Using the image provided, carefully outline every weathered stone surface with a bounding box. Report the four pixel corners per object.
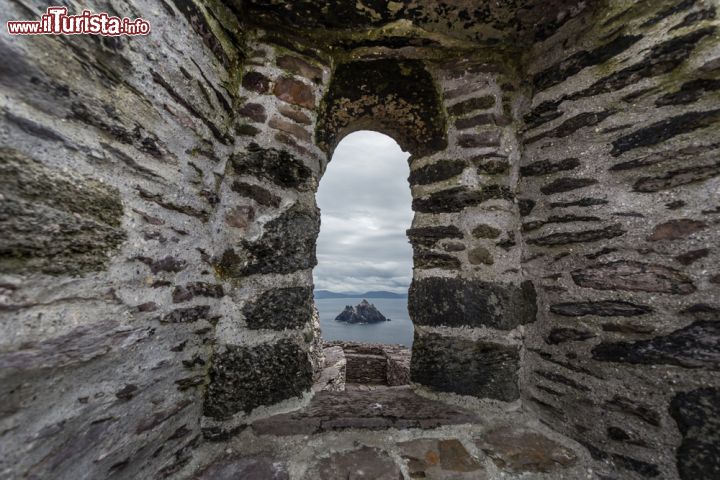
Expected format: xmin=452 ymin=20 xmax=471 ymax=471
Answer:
xmin=579 ymin=439 xmax=660 ymax=478
xmin=316 ymin=59 xmax=447 ymax=156
xmin=468 ymin=246 xmax=494 ymax=265
xmin=477 ymin=426 xmax=577 ymax=472
xmin=546 ymin=328 xmax=596 ymax=345
xmin=231 ymin=181 xmax=281 ymax=208
xmin=242 ymin=71 xmax=271 ymax=93
xmin=521 ymin=157 xmax=580 ymax=177
xmin=137 ymin=186 xmax=210 ymax=221
xmin=224 ymin=205 xmax=255 ymax=228
xmin=408 ymin=159 xmax=465 ymax=185
xmin=216 ymin=203 xmax=320 ymax=277
xmin=592 ymin=321 xmax=720 ymax=369
xmin=456 ymin=113 xmax=502 ymax=130
xmin=608 ymin=144 xmax=713 ymax=172
xmin=276 ymin=55 xmax=323 ymax=83
xmin=526 ymin=28 xmax=716 ymax=130
xmin=134 ymin=255 xmax=187 ymax=274
xmin=523 ymin=214 xmax=601 ymax=232
xmin=527 ymin=110 xmax=612 ymax=143
xmin=399 ymin=439 xmax=485 ymax=479
xmin=161 ymin=305 xmax=212 ymax=324
xmin=550 ymin=300 xmax=652 ymax=317
xmin=273 ymin=77 xmax=315 ymax=109
xmin=172 ymin=282 xmax=224 ymax=303
xmin=676 ymin=248 xmax=710 ymax=265
xmin=313 ymin=346 xmax=346 ymax=392
xmin=457 ymin=131 xmax=501 ymax=148
xmin=572 ymin=261 xmax=696 ymax=294
xmin=612 ymin=109 xmax=720 ymax=156
xmin=407 ymin=225 xmax=463 ymax=247
xmin=385 ymin=346 xmax=411 ymax=386
xmin=409 ymin=277 xmax=537 ymax=329
xmin=278 ymin=104 xmax=312 ymax=124
xmin=204 ymin=339 xmax=313 ymax=419
xmin=606 ymin=395 xmax=661 ymax=427
xmin=230 ymin=143 xmax=314 ymax=191
xmin=1 ymin=148 xmax=126 ymax=275
xmin=195 ymin=455 xmax=289 ymax=480
xmin=527 ymin=224 xmax=625 ymax=246
xmin=647 ymin=219 xmax=707 ymax=241
xmin=680 ymin=304 xmax=720 ymax=322
xmin=413 ymin=249 xmax=462 ymax=269
xmin=316 ymin=447 xmax=401 ymax=480
xmin=550 ymin=197 xmax=608 ymax=208
xmin=411 ymin=333 xmax=520 ymax=401
xmin=476 ymin=156 xmax=510 ymax=175
xmin=448 ymin=96 xmax=495 ymax=116
xmin=243 ymin=286 xmax=313 ymax=330
xmin=535 ymin=369 xmax=590 ymax=392
xmin=540 ymin=177 xmax=598 ymax=195
xmin=634 ymin=162 xmax=720 ymax=192
xmin=237 ymin=102 xmax=267 ymax=123
xmin=251 ymin=386 xmax=479 ymax=435
xmin=656 ymin=78 xmax=720 ymax=106
xmin=344 ymin=352 xmax=387 ymax=383
xmin=413 ymin=185 xmax=513 ymax=213
xmin=518 ymin=198 xmax=536 ymax=216
xmin=533 ymin=34 xmax=641 ymax=91
xmin=269 ymin=116 xmax=311 ymax=142
xmin=236 ymin=123 xmax=261 ymax=136
xmin=669 ymin=388 xmax=720 ymax=480
xmin=472 ymin=224 xmax=502 ymax=239
xmin=0 ymin=320 xmax=150 ymax=372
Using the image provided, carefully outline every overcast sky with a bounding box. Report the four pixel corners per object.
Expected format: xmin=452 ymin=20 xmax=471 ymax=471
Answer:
xmin=313 ymin=131 xmax=413 ymax=294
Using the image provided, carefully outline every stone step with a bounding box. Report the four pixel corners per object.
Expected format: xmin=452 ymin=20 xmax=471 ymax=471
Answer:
xmin=251 ymin=386 xmax=480 ymax=435
xmin=344 ymin=353 xmax=387 ymax=384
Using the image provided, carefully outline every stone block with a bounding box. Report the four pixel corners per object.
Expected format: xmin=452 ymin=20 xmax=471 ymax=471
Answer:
xmin=203 ymin=339 xmax=313 ymax=419
xmin=409 ymin=277 xmax=537 ymax=329
xmin=571 ymin=261 xmax=696 ymax=294
xmin=273 ymin=77 xmax=315 ymax=109
xmin=243 ymin=286 xmax=314 ymax=330
xmin=476 ymin=426 xmax=577 ymax=472
xmin=669 ymin=388 xmax=720 ymax=480
xmin=411 ymin=333 xmax=520 ymax=401
xmin=316 ymin=447 xmax=401 ymax=480
xmin=399 ymin=438 xmax=485 ymax=479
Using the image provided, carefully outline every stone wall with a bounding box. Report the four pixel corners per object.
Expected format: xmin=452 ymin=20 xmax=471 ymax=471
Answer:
xmin=519 ymin=1 xmax=720 ymax=478
xmin=1 ymin=1 xmax=718 ymax=479
xmin=407 ymin=55 xmax=536 ymax=403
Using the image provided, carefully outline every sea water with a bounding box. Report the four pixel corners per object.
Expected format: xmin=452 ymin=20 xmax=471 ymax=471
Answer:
xmin=315 ymin=297 xmax=413 ymax=347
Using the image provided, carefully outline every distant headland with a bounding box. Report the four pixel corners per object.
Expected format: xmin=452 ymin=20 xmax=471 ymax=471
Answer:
xmin=315 ymin=290 xmax=407 ymax=299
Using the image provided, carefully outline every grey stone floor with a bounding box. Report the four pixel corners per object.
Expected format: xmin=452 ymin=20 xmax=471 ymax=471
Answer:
xmin=194 ymin=386 xmax=594 ymax=479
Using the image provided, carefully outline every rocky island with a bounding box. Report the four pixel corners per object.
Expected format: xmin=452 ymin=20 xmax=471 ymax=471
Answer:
xmin=335 ymin=300 xmax=389 ymax=324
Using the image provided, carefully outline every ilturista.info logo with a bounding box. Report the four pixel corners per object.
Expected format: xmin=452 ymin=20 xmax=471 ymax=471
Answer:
xmin=6 ymin=7 xmax=151 ymax=36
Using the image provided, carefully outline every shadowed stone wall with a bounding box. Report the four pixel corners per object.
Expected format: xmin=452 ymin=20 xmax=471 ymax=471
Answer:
xmin=1 ymin=1 xmax=249 ymax=478
xmin=1 ymin=1 xmax=718 ymax=479
xmin=519 ymin=1 xmax=720 ymax=478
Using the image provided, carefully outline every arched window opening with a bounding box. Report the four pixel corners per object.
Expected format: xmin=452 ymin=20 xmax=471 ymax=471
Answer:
xmin=313 ymin=131 xmax=414 ymax=347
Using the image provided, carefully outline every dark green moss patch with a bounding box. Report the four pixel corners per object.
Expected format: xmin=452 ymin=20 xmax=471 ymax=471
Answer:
xmin=0 ymin=148 xmax=125 ymax=275
xmin=316 ymin=59 xmax=446 ymax=157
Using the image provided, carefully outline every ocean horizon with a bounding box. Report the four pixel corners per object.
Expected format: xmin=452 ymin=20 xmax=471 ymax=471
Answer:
xmin=315 ymin=297 xmax=413 ymax=347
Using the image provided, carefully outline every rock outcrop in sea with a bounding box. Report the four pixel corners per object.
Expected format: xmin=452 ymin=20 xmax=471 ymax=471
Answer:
xmin=335 ymin=300 xmax=389 ymax=324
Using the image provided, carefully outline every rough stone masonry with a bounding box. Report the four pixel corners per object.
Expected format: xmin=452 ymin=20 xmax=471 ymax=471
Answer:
xmin=0 ymin=0 xmax=718 ymax=479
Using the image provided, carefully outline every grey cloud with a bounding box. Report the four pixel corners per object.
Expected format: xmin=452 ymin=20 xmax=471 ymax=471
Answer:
xmin=313 ymin=131 xmax=413 ymax=294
